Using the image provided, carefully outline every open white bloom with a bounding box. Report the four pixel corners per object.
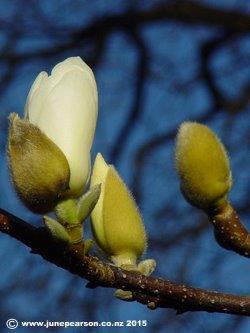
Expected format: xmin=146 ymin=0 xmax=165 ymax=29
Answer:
xmin=25 ymin=57 xmax=98 ymax=196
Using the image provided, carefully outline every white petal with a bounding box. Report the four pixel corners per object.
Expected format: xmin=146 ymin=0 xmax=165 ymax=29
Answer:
xmin=90 ymin=153 xmax=109 ymax=250
xmin=50 ymin=56 xmax=96 ymax=90
xmin=24 ymin=71 xmax=48 ymax=120
xmin=32 ymin=69 xmax=98 ymax=195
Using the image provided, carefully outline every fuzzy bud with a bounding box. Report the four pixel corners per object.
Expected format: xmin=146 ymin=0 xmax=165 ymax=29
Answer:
xmin=8 ymin=113 xmax=70 ymax=213
xmin=175 ymin=122 xmax=232 ymax=210
xmin=90 ymin=153 xmax=147 ymax=267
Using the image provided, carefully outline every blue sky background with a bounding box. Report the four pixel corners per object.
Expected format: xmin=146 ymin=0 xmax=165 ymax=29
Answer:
xmin=0 ymin=1 xmax=250 ymax=332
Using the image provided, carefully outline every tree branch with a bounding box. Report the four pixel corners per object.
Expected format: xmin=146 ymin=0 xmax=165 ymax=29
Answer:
xmin=0 ymin=208 xmax=250 ymax=316
xmin=1 ymin=1 xmax=250 ymax=63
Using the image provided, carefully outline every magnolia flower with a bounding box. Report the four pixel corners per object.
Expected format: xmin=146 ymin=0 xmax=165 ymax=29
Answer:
xmin=90 ymin=153 xmax=147 ymax=268
xmin=25 ymin=57 xmax=98 ymax=196
xmin=8 ymin=57 xmax=98 ymax=212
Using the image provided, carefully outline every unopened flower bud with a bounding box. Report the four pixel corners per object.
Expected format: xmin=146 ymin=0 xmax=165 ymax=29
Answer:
xmin=90 ymin=153 xmax=147 ymax=267
xmin=7 ymin=57 xmax=98 ymax=213
xmin=175 ymin=122 xmax=232 ymax=210
xmin=24 ymin=56 xmax=98 ymax=197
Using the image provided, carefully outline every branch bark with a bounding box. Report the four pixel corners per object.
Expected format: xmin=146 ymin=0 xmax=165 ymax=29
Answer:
xmin=0 ymin=208 xmax=250 ymax=316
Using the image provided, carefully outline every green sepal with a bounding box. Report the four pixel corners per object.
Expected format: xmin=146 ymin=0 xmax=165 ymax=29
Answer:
xmin=77 ymin=184 xmax=101 ymax=222
xmin=83 ymin=239 xmax=94 ymax=255
xmin=7 ymin=113 xmax=70 ymax=213
xmin=43 ymin=216 xmax=70 ymax=243
xmin=55 ymin=199 xmax=78 ymax=225
xmin=137 ymin=259 xmax=156 ymax=276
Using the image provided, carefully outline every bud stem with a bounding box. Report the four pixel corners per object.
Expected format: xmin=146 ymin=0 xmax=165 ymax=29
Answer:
xmin=55 ymin=198 xmax=83 ymax=245
xmin=208 ymin=201 xmax=250 ymax=257
xmin=111 ymin=253 xmax=137 ymax=269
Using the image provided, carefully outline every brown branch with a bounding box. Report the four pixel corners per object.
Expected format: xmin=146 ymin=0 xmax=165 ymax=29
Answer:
xmin=0 ymin=209 xmax=250 ymax=316
xmin=208 ymin=202 xmax=250 ymax=258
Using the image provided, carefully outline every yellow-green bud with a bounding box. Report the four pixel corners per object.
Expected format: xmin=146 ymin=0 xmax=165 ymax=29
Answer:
xmin=175 ymin=122 xmax=232 ymax=210
xmin=7 ymin=113 xmax=70 ymax=213
xmin=55 ymin=199 xmax=78 ymax=225
xmin=90 ymin=153 xmax=147 ymax=267
xmin=43 ymin=216 xmax=70 ymax=243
